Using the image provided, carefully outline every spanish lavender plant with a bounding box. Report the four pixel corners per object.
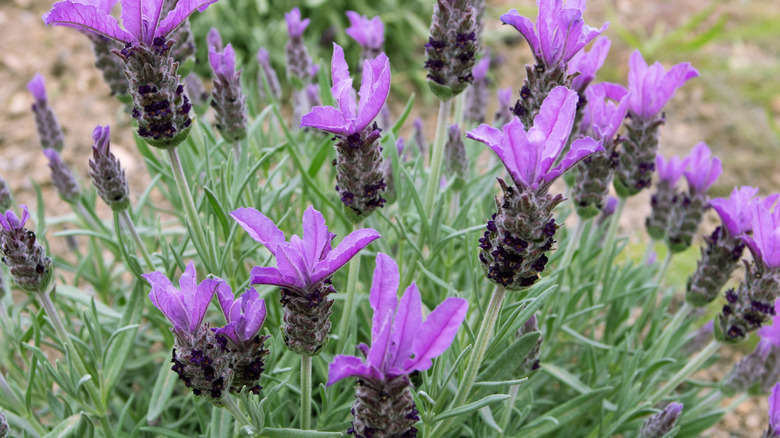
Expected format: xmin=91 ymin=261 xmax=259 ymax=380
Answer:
xmin=424 ymin=0 xmax=479 ymax=100
xmin=43 ymin=149 xmax=81 ymax=204
xmin=231 ymin=206 xmax=380 ymax=355
xmin=468 ymin=86 xmax=603 ymax=290
xmin=638 ymin=403 xmax=683 ymax=438
xmin=614 ymin=51 xmax=698 ymax=196
xmin=301 ymin=44 xmax=391 ymax=223
xmin=88 ymin=125 xmax=130 ymax=211
xmin=0 ymin=206 xmax=53 ymax=294
xmin=464 ymin=56 xmax=490 ymax=125
xmin=345 ymin=11 xmax=385 ymax=62
xmin=723 ymin=300 xmax=780 ymax=396
xmin=145 ymin=262 xmax=233 ymax=405
xmin=686 ymin=187 xmax=778 ymax=306
xmin=667 ymin=142 xmax=722 ymax=253
xmin=716 ymin=203 xmax=780 ymax=343
xmin=257 ymin=47 xmax=282 ymax=102
xmin=645 ymin=154 xmax=688 ymax=240
xmin=328 ymin=253 xmax=468 ymax=437
xmin=43 ymin=0 xmax=218 ymax=148
xmin=572 ymin=82 xmax=629 ymax=218
xmin=765 ymin=383 xmax=780 ymax=438
xmin=27 ymin=74 xmax=64 ymax=152
xmin=209 ymin=42 xmax=248 ymax=145
xmin=501 ymin=1 xmax=607 ymax=126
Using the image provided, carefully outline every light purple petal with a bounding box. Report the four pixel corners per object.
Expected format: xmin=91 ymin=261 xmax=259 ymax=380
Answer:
xmin=387 ymin=283 xmax=422 ymax=370
xmin=569 ymin=36 xmax=611 ymax=92
xmin=206 ymin=27 xmax=222 ymax=52
xmin=300 ymin=105 xmax=351 ymax=135
xmin=230 ymin=208 xmax=285 ymax=256
xmin=302 ymin=206 xmax=330 ymax=269
xmin=156 ymin=0 xmax=218 ymax=40
xmin=276 ymin=244 xmax=309 ymax=287
xmin=250 ymin=266 xmax=298 ymax=288
xmin=467 ymin=119 xmax=530 ymax=188
xmin=472 ymin=56 xmax=490 ymax=81
xmin=770 ymin=383 xmax=780 ymax=430
xmin=709 ymin=198 xmax=739 ymax=236
xmin=190 ymin=277 xmax=222 ymax=331
xmin=118 ymin=0 xmax=143 ymax=42
xmin=356 ymin=53 xmax=391 ymax=132
xmin=327 ymin=355 xmax=374 ymax=386
xmin=330 ymin=44 xmax=358 ymax=132
xmin=345 ymin=11 xmax=384 ymax=50
xmin=500 ymin=9 xmax=540 ymax=60
xmin=369 ymin=253 xmax=399 ymax=345
xmin=311 ymin=228 xmax=380 ymax=284
xmin=402 ymin=297 xmax=468 ymax=374
xmin=543 ymin=136 xmax=603 ymax=184
xmin=683 ymin=142 xmax=721 ymax=194
xmin=214 ymin=324 xmax=240 ymax=345
xmin=505 ymin=118 xmax=537 ymax=187
xmin=649 ymin=62 xmax=699 ymax=116
xmin=533 ymin=86 xmax=579 ymax=175
xmin=216 ymin=279 xmax=236 ymax=322
xmin=151 ymin=285 xmax=189 ymax=331
xmin=537 ymin=0 xmax=559 ymax=66
xmin=627 ymin=50 xmax=648 ymax=116
xmin=141 ymin=270 xmax=173 ymax=293
xmin=285 ymin=7 xmax=310 ymax=38
xmin=241 ymin=293 xmax=266 ymax=340
xmin=27 ymin=74 xmax=47 ymax=102
xmin=43 ymin=1 xmax=132 ymax=42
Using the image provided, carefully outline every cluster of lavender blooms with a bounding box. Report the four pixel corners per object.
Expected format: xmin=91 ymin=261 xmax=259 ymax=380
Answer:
xmin=207 ymin=28 xmax=248 ymax=145
xmin=0 ymin=207 xmax=53 ymax=295
xmin=723 ymin=300 xmax=780 ymax=396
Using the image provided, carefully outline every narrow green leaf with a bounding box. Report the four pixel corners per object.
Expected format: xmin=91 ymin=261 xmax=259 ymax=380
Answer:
xmin=204 ymin=186 xmax=231 ymax=235
xmin=260 ymin=428 xmax=344 ymax=437
xmin=42 ymin=413 xmax=94 ymax=438
xmin=517 ymin=388 xmax=611 ymax=437
xmin=433 ymin=394 xmax=510 ymax=422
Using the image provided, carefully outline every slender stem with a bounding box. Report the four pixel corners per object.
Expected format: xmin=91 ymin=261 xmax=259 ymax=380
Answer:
xmin=222 ymin=395 xmax=253 ymax=429
xmin=558 ymin=219 xmax=586 ymax=276
xmin=453 ymin=92 xmax=466 ymax=128
xmin=167 ymin=147 xmax=212 ymax=271
xmin=232 ymin=141 xmax=242 ymax=165
xmin=650 ymin=339 xmax=719 ymax=404
xmin=119 ymin=210 xmax=154 ymax=270
xmin=300 ymin=355 xmax=312 ymax=429
xmin=423 ymin=99 xmax=453 ymax=221
xmin=431 ymin=286 xmax=506 ymax=438
xmin=642 ymin=238 xmax=657 ymax=264
xmin=337 ymin=233 xmax=361 ymax=350
xmin=685 ymin=389 xmax=723 ymax=417
xmin=654 ymin=250 xmax=673 ymax=286
xmin=596 ymin=197 xmax=626 ymax=286
xmin=498 ymin=384 xmax=521 ymax=437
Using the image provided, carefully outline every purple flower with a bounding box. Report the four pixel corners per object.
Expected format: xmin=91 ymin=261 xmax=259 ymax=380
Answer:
xmin=769 ymin=383 xmax=780 ymax=436
xmin=300 ymin=44 xmax=390 ymax=136
xmin=0 ymin=206 xmax=30 ymax=233
xmin=682 ymin=142 xmax=721 ymax=194
xmin=144 ymin=261 xmax=226 ymax=334
xmin=27 ymin=74 xmax=47 ymax=103
xmin=467 ymin=86 xmax=603 ymax=191
xmin=328 ymin=253 xmax=468 ymax=384
xmin=568 ymin=36 xmax=611 ymax=93
xmin=710 ymin=187 xmax=779 ymax=237
xmin=581 ymin=82 xmax=629 ymax=142
xmin=214 ymin=287 xmax=266 ymax=346
xmin=209 ymin=43 xmax=238 ymax=79
xmin=655 ymin=154 xmax=687 ymax=186
xmin=757 ymin=299 xmax=780 ymax=349
xmin=231 ymin=206 xmax=380 ymax=291
xmin=206 ymin=27 xmax=223 ymax=53
xmin=472 ymin=56 xmax=490 ymax=82
xmin=43 ymin=0 xmax=218 ymax=46
xmin=627 ymin=50 xmax=699 ymax=119
xmin=742 ymin=203 xmax=780 ymax=270
xmin=285 ymin=7 xmax=310 ymax=38
xmin=500 ymin=1 xmax=608 ymax=70
xmin=345 ymin=11 xmax=384 ymax=51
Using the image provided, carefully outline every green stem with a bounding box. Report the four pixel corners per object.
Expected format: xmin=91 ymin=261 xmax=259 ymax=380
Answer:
xmin=558 ymin=219 xmax=586 ymax=276
xmin=453 ymin=92 xmax=466 ymax=128
xmin=423 ymin=99 xmax=453 ymax=221
xmin=498 ymin=384 xmax=520 ymax=437
xmin=300 ymin=355 xmax=312 ymax=429
xmin=337 ymin=235 xmax=361 ymax=351
xmin=222 ymin=395 xmax=253 ymax=430
xmin=654 ymin=250 xmax=673 ymax=286
xmin=650 ymin=339 xmax=719 ymax=404
xmin=119 ymin=210 xmax=154 ymax=270
xmin=431 ymin=286 xmax=506 ymax=438
xmin=167 ymin=147 xmax=212 ymax=271
xmin=642 ymin=238 xmax=657 ymax=264
xmin=232 ymin=141 xmax=242 ymax=165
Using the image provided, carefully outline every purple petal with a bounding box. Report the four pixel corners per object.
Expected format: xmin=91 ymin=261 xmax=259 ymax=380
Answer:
xmin=356 ymin=53 xmax=391 ymax=132
xmin=500 ymin=9 xmax=540 ymax=60
xmin=27 ymin=74 xmax=47 ymax=103
xmin=505 ymin=118 xmax=537 ymax=188
xmin=327 ymin=355 xmax=373 ymax=386
xmin=369 ymin=253 xmax=399 ymax=346
xmin=118 ymin=0 xmax=143 ymax=42
xmin=178 ymin=261 xmax=197 ymax=295
xmin=472 ymin=56 xmax=491 ymax=81
xmin=771 ymin=383 xmax=780 ymax=430
xmin=345 ymin=11 xmax=384 ymax=50
xmin=467 ymin=119 xmax=530 ymax=188
xmin=141 ymin=270 xmax=173 ymax=293
xmin=683 ymin=142 xmax=720 ymax=194
xmin=627 ymin=50 xmax=648 ymax=116
xmin=302 ymin=206 xmax=330 ymax=269
xmin=537 ymin=0 xmax=560 ymax=66
xmin=402 ymin=297 xmax=468 ymax=374
xmin=285 ymin=7 xmax=310 ymax=38
xmin=230 ymin=208 xmax=285 ymax=256
xmin=311 ymin=228 xmax=380 ymax=284
xmin=709 ymin=198 xmax=740 ymax=236
xmin=569 ymin=36 xmax=611 ymax=92
xmin=649 ymin=61 xmax=698 ymax=116
xmin=300 ymin=105 xmax=351 ymax=135
xmin=214 ymin=324 xmax=239 ymax=345
xmin=206 ymin=27 xmax=223 ymax=52
xmin=150 ymin=285 xmax=189 ymax=331
xmin=387 ymin=283 xmax=422 ymax=370
xmin=240 ymin=293 xmax=266 ymax=340
xmin=330 ymin=44 xmax=358 ymax=133
xmin=533 ymin=87 xmax=579 ymax=174
xmin=250 ymin=266 xmax=298 ymax=288
xmin=216 ymin=279 xmax=236 ymax=322
xmin=543 ymin=136 xmax=603 ymax=184
xmin=43 ymin=0 xmax=131 ymax=43
xmin=156 ymin=0 xmax=218 ymax=41
xmin=190 ymin=277 xmax=223 ymax=331
xmin=276 ymin=244 xmax=309 ymax=287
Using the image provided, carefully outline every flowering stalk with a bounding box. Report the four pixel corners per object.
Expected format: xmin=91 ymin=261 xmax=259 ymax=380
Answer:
xmin=638 ymin=403 xmax=683 ymax=438
xmin=256 ymin=48 xmax=282 ymax=102
xmin=423 ymin=99 xmax=452 ymax=221
xmin=424 ymin=0 xmax=479 ymax=100
xmin=43 ymin=149 xmax=81 ymax=204
xmin=27 ymin=74 xmax=64 ymax=152
xmin=301 ymin=354 xmax=312 ymax=429
xmin=209 ymin=41 xmax=248 ymax=159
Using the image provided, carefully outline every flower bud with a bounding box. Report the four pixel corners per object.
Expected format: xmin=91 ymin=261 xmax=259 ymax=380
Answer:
xmin=639 ymin=403 xmax=683 ymax=438
xmin=516 ymin=314 xmax=543 ymax=373
xmin=425 ymin=0 xmax=479 ymax=100
xmin=334 ymin=123 xmax=387 ymax=224
xmin=27 ymin=74 xmax=64 ymax=152
xmin=209 ymin=44 xmax=248 ymax=143
xmin=444 ymin=124 xmax=468 ymax=187
xmin=285 ymin=8 xmax=313 ymax=85
xmin=350 ymin=374 xmax=419 ymax=438
xmin=88 ymin=125 xmax=130 ymax=211
xmin=43 ymin=149 xmax=81 ymax=203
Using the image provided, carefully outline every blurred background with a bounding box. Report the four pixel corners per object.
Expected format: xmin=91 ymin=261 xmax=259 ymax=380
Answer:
xmin=0 ymin=0 xmax=778 ymax=435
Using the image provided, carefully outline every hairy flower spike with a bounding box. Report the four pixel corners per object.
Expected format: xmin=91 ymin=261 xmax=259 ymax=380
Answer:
xmin=257 ymin=48 xmax=282 ymax=102
xmin=468 ymin=87 xmax=603 ymax=289
xmin=231 ymin=206 xmax=380 ymax=355
xmin=425 ymin=0 xmax=479 ymax=100
xmin=285 ymin=7 xmax=312 ymax=84
xmin=329 ymin=253 xmax=468 ymax=437
xmin=639 ymin=403 xmax=683 ymax=438
xmin=144 ymin=262 xmax=233 ymax=405
xmin=615 ymin=51 xmax=698 ymax=196
xmin=724 ymin=301 xmax=780 ymax=396
xmin=0 ymin=206 xmax=53 ymax=294
xmin=645 ymin=154 xmax=688 ymax=240
xmin=464 ymin=56 xmax=491 ymax=124
xmin=89 ymin=125 xmax=130 ymax=211
xmin=209 ymin=43 xmax=248 ymax=143
xmin=27 ymin=74 xmax=65 ymax=152
xmin=43 ymin=149 xmax=81 ymax=203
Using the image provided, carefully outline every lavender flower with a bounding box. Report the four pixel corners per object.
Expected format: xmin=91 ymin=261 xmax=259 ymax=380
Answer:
xmin=0 ymin=206 xmax=53 ymax=294
xmin=444 ymin=124 xmax=468 ymax=188
xmin=639 ymin=403 xmax=683 ymax=438
xmin=301 ymin=44 xmax=391 ymax=222
xmin=568 ymin=37 xmax=611 ymax=95
xmin=493 ymin=87 xmax=513 ymax=127
xmin=667 ymin=143 xmax=722 ymax=253
xmin=467 ymin=86 xmax=603 ymax=289
xmin=256 ymin=47 xmax=282 ymax=102
xmin=573 ymin=82 xmax=629 ymax=218
xmin=615 ymin=51 xmax=698 ymax=196
xmin=209 ymin=43 xmax=248 ymax=143
xmin=144 ymin=262 xmax=232 ymax=405
xmin=716 ymin=203 xmax=780 ymax=343
xmin=645 ymin=154 xmax=688 ymax=240
xmin=464 ymin=56 xmax=491 ymax=124
xmin=231 ymin=206 xmax=380 ymax=355
xmin=206 ymin=26 xmax=222 ymax=53
xmin=43 ymin=0 xmax=219 ymax=148
xmin=328 ymin=253 xmax=468 ymax=437
xmin=285 ymin=7 xmax=312 ymax=85
xmin=425 ymin=0 xmax=479 ymax=100
xmin=43 ymin=149 xmax=81 ymax=203
xmin=723 ymin=300 xmax=780 ymax=396
xmin=501 ymin=1 xmax=608 ymax=125
xmin=0 ymin=176 xmax=12 ymax=213
xmin=345 ymin=11 xmax=384 ymax=61
xmin=161 ymin=0 xmax=196 ymax=65
xmin=766 ymin=383 xmax=780 ymax=437
xmin=27 ymin=74 xmax=64 ymax=152
xmin=89 ymin=125 xmax=130 ymax=211
xmin=75 ymin=0 xmax=129 ymax=97
xmin=214 ymin=287 xmax=269 ymax=394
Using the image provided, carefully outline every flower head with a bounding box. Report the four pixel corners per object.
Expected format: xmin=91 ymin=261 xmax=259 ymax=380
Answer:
xmin=655 ymin=153 xmax=687 ymax=186
xmin=682 ymin=142 xmax=721 ymax=194
xmin=568 ymin=36 xmax=611 ymax=93
xmin=285 ymin=7 xmax=310 ymax=38
xmin=300 ymin=44 xmax=390 ymax=136
xmin=206 ymin=26 xmax=222 ymax=52
xmin=144 ymin=261 xmax=226 ymax=334
xmin=500 ymin=1 xmax=608 ymax=70
xmin=581 ymin=82 xmax=629 ymax=142
xmin=710 ymin=187 xmax=779 ymax=237
xmin=214 ymin=287 xmax=266 ymax=346
xmin=467 ymin=86 xmax=603 ymax=191
xmin=328 ymin=253 xmax=468 ymax=384
xmin=209 ymin=42 xmax=238 ymax=79
xmin=43 ymin=0 xmax=218 ymax=46
xmin=742 ymin=203 xmax=780 ymax=270
xmin=89 ymin=124 xmax=130 ymax=211
xmin=627 ymin=50 xmax=699 ymax=119
xmin=472 ymin=56 xmax=490 ymax=82
xmin=27 ymin=74 xmax=48 ymax=103
xmin=345 ymin=11 xmax=384 ymax=51
xmin=231 ymin=206 xmax=380 ymax=292
xmin=0 ymin=206 xmax=29 ymax=233
xmin=639 ymin=403 xmax=683 ymax=438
